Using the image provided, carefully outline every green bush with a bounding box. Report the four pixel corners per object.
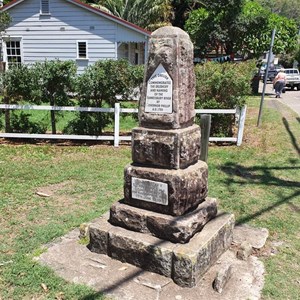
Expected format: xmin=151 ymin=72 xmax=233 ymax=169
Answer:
xmin=1 ymin=64 xmax=34 ymax=101
xmin=31 ymin=60 xmax=77 ymax=134
xmin=10 ymin=111 xmax=47 ymax=134
xmin=194 ymin=60 xmax=257 ymax=136
xmin=63 ymin=59 xmax=144 ymax=135
xmin=0 ymin=60 xmax=77 ymax=134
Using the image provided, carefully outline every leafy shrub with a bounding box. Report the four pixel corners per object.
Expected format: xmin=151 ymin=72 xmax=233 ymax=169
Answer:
xmin=0 ymin=60 xmax=77 ymax=134
xmin=1 ymin=64 xmax=34 ymax=101
xmin=64 ymin=59 xmax=144 ymax=135
xmin=31 ymin=60 xmax=77 ymax=134
xmin=194 ymin=60 xmax=256 ymax=136
xmin=10 ymin=111 xmax=47 ymax=134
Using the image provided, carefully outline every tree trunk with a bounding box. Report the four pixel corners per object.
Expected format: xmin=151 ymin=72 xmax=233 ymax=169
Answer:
xmin=50 ymin=97 xmax=56 ymax=134
xmin=224 ymin=42 xmax=234 ymax=56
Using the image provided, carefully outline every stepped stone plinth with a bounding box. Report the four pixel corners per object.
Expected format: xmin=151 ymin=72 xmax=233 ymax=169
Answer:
xmin=88 ymin=212 xmax=234 ymax=287
xmin=88 ymin=26 xmax=234 ymax=288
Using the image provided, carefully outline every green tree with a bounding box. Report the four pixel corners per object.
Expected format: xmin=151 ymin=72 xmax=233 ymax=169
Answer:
xmin=91 ymin=0 xmax=172 ymax=30
xmin=0 ymin=64 xmax=32 ymax=132
xmin=0 ymin=11 xmax=11 ymax=63
xmin=171 ymin=0 xmax=202 ymax=28
xmin=32 ymin=60 xmax=77 ymax=134
xmin=194 ymin=60 xmax=256 ymax=136
xmin=257 ymin=0 xmax=300 ymax=26
xmin=64 ymin=59 xmax=143 ymax=135
xmin=185 ymin=0 xmax=299 ymax=59
xmin=185 ymin=0 xmax=244 ymax=56
xmin=0 ymin=11 xmax=11 ymax=33
xmin=295 ymin=46 xmax=300 ymax=66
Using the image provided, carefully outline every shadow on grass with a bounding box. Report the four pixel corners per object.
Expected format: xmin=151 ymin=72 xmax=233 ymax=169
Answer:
xmin=282 ymin=117 xmax=300 ymax=156
xmin=219 ymin=162 xmax=300 ymax=225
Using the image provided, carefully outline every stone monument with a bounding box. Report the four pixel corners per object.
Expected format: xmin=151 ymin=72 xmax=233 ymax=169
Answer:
xmin=88 ymin=26 xmax=234 ymax=287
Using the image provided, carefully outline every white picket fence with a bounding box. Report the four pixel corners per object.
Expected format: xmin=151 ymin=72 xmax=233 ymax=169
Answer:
xmin=0 ymin=103 xmax=247 ymax=146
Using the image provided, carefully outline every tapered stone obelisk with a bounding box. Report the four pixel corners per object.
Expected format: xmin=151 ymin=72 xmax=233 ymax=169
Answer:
xmin=88 ymin=26 xmax=234 ymax=287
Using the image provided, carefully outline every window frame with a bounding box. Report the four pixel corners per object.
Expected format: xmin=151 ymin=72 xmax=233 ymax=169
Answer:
xmin=3 ymin=37 xmax=23 ymax=68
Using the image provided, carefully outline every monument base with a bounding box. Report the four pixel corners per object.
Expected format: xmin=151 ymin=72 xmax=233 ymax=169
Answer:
xmin=88 ymin=212 xmax=234 ymax=287
xmin=109 ymin=198 xmax=218 ymax=243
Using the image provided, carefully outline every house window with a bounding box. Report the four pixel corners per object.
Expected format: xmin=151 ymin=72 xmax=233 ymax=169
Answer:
xmin=40 ymin=0 xmax=50 ymax=14
xmin=6 ymin=40 xmax=22 ymax=67
xmin=77 ymin=41 xmax=88 ymax=59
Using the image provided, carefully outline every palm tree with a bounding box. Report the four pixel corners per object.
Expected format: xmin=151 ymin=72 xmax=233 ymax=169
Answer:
xmin=92 ymin=0 xmax=172 ymax=31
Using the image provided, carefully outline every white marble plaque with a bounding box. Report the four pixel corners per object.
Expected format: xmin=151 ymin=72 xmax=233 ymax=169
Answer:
xmin=132 ymin=177 xmax=168 ymax=205
xmin=145 ymin=64 xmax=173 ymax=114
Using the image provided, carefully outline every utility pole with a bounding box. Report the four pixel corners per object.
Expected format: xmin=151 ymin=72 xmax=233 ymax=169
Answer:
xmin=257 ymin=29 xmax=276 ymax=127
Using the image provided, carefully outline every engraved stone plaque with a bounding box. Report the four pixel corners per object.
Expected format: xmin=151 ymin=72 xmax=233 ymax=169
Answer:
xmin=145 ymin=64 xmax=173 ymax=114
xmin=132 ymin=177 xmax=168 ymax=205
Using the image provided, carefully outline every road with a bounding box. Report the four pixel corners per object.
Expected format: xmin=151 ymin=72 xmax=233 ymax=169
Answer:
xmin=259 ymin=81 xmax=300 ymax=115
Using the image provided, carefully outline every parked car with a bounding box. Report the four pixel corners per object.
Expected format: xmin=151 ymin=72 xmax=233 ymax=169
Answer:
xmin=260 ymin=64 xmax=282 ymax=82
xmin=284 ymin=68 xmax=300 ymax=90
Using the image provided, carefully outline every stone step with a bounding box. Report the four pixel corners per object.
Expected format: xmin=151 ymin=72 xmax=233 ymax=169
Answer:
xmin=88 ymin=212 xmax=234 ymax=287
xmin=109 ymin=198 xmax=218 ymax=243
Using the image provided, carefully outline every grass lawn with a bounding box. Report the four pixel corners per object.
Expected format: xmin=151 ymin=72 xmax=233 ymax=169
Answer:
xmin=0 ymin=95 xmax=299 ymax=299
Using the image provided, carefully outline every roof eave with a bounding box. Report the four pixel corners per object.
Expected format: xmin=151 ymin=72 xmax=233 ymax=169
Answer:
xmin=0 ymin=0 xmax=25 ymax=11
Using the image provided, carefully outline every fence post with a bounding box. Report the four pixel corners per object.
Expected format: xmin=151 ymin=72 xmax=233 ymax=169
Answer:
xmin=114 ymin=103 xmax=120 ymax=147
xmin=237 ymin=105 xmax=247 ymax=146
xmin=200 ymin=114 xmax=211 ymax=162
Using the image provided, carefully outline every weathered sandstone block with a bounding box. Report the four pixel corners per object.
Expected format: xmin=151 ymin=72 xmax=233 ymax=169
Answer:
xmin=109 ymin=226 xmax=175 ymax=278
xmin=132 ymin=124 xmax=201 ymax=169
xmin=172 ymin=213 xmax=235 ymax=287
xmin=87 ymin=213 xmax=113 ymax=255
xmin=139 ymin=26 xmax=195 ymax=129
xmin=109 ymin=198 xmax=218 ymax=243
xmin=124 ymin=160 xmax=208 ymax=216
xmin=87 ymin=212 xmax=234 ymax=287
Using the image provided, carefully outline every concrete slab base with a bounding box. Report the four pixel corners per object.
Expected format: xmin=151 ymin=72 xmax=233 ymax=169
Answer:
xmin=88 ymin=212 xmax=234 ymax=287
xmin=37 ymin=224 xmax=265 ymax=300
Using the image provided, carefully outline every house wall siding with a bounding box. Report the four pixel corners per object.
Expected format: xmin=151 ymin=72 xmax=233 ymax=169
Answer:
xmin=4 ymin=0 xmax=148 ymax=73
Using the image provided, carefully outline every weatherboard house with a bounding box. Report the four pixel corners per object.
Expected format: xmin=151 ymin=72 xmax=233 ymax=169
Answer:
xmin=0 ymin=0 xmax=151 ymax=73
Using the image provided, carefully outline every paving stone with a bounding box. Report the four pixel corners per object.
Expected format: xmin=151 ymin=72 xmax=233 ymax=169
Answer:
xmin=37 ymin=224 xmax=265 ymax=300
xmin=213 ymin=264 xmax=234 ymax=293
xmin=233 ymin=224 xmax=269 ymax=249
xmin=236 ymin=241 xmax=252 ymax=261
